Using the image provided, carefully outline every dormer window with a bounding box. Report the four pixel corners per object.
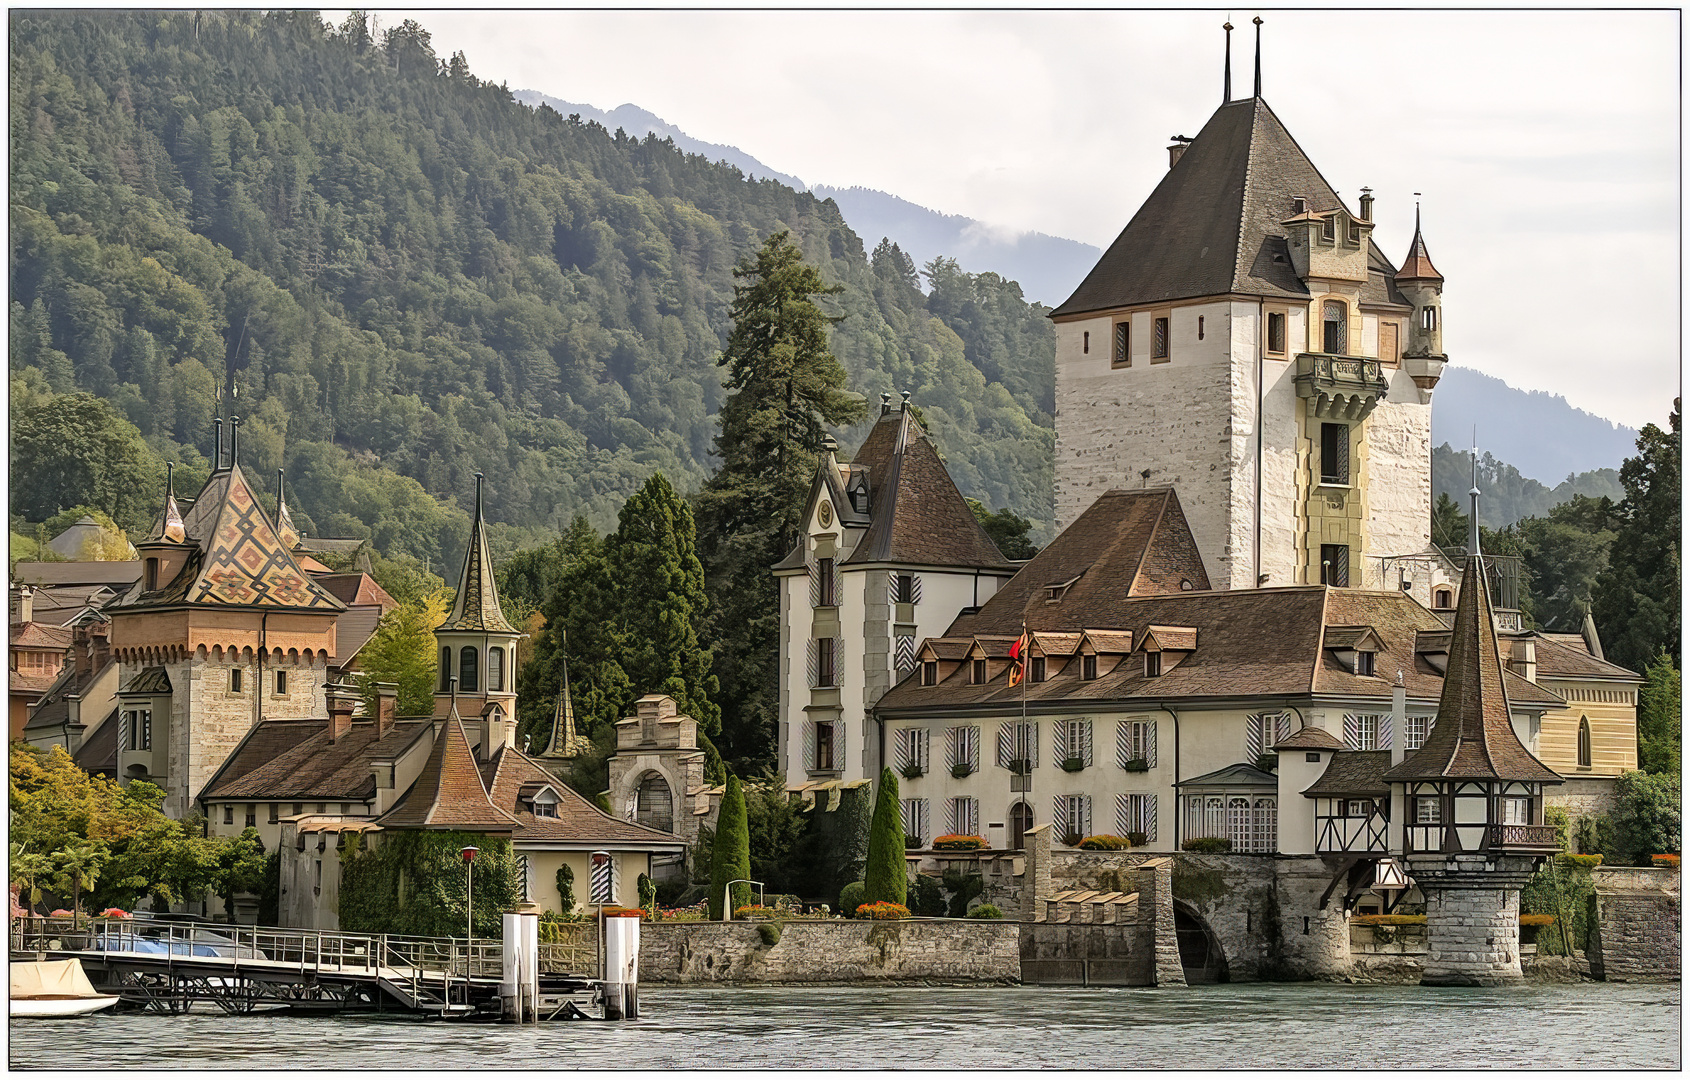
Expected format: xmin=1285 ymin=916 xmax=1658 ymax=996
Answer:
xmin=1291 ymin=196 xmax=1308 ymax=214
xmin=922 ymin=661 xmax=938 ymax=686
xmin=1434 ymin=587 xmax=1453 ymax=610
xmin=971 ymin=658 xmax=987 ymax=684
xmin=1082 ymin=654 xmax=1098 ymax=681
xmin=1031 ymin=656 xmax=1046 ymax=684
xmin=1356 ymin=650 xmax=1376 ymax=677
xmin=1347 ymin=219 xmax=1361 ymax=244
xmin=143 ymin=558 xmax=158 ymax=592
xmin=1322 ymin=215 xmax=1336 ymax=241
xmin=1145 ymin=652 xmax=1162 ymax=677
xmin=531 ymin=788 xmax=560 ymax=818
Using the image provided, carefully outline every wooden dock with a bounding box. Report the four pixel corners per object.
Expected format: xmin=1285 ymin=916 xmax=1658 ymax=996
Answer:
xmin=10 ymin=917 xmax=603 ymax=1020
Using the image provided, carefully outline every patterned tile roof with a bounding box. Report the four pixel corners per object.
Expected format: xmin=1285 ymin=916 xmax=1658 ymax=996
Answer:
xmin=1052 ymin=97 xmax=1409 ymax=318
xmin=119 ymin=464 xmax=345 ymax=613
xmin=439 ymin=477 xmax=515 ymax=633
xmin=118 ymin=666 xmax=172 ymax=695
xmin=1384 ymin=555 xmax=1562 ymax=784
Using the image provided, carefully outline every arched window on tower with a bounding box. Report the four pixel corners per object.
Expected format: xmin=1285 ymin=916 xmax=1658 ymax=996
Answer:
xmin=459 ymin=646 xmax=479 ymax=693
xmin=1578 ymin=716 xmax=1592 ymax=769
xmin=488 ymin=647 xmax=505 ymax=692
xmin=1322 ymin=300 xmax=1348 ymax=355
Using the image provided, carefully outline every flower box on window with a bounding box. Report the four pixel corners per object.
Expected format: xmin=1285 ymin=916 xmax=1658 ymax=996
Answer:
xmin=900 ymin=763 xmax=925 ymax=781
xmin=1122 ymin=757 xmax=1149 ymax=772
xmin=951 ymin=762 xmax=974 ymax=779
xmin=1061 ymin=756 xmax=1086 ymax=773
xmin=904 ymin=833 xmax=923 ymax=850
xmin=932 ymin=834 xmax=987 ymax=850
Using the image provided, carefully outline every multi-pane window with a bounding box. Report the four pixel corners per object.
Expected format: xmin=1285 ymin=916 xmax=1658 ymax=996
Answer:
xmin=1117 ymin=719 xmax=1156 ymax=769
xmin=245 ymin=805 xmax=257 ymax=828
xmin=1245 ymin=712 xmax=1288 ymax=761
xmin=894 ymin=728 xmax=930 ymax=775
xmin=1421 ymin=306 xmax=1438 ymax=331
xmin=1144 ymin=652 xmax=1162 ymax=677
xmin=1322 ymin=216 xmax=1336 ymax=241
xmin=1320 ymin=423 xmax=1349 ymax=484
xmin=124 ymin=709 xmax=152 ymax=751
xmin=1115 ymin=793 xmax=1157 ymax=842
xmin=948 ymin=796 xmax=980 ymax=837
xmin=1416 ymin=796 xmax=1442 ymax=823
xmin=893 ymin=572 xmax=915 ymax=605
xmin=816 ymin=558 xmax=837 ymax=608
xmin=900 ymin=798 xmax=930 ymax=847
xmin=1058 ymin=719 xmax=1093 ymax=767
xmin=1185 ymin=795 xmax=1276 ymax=853
xmin=223 ymin=805 xmax=234 ymax=825
xmin=489 ymin=647 xmax=505 ymax=692
xmin=1053 ymin=794 xmax=1092 ymax=843
xmin=810 ymin=638 xmax=839 ymax=688
xmin=947 ymin=726 xmax=980 ymax=773
xmin=1404 ymin=714 xmax=1429 ymax=751
xmin=814 ymin=721 xmax=836 ymax=772
xmin=459 ymin=646 xmax=479 ymax=692
xmin=997 ymin=721 xmax=1039 ymax=770
xmin=1501 ymin=797 xmax=1529 ymax=826
xmin=1345 ymin=713 xmax=1384 ymax=751
xmin=1355 ymin=650 xmax=1376 ymax=677
xmin=1152 ymin=317 xmax=1170 ymax=360
xmin=1266 ymin=311 xmax=1286 ymax=354
xmin=1320 ymin=544 xmax=1350 ymax=587
xmin=1112 ymin=321 xmax=1130 ymax=367
xmin=1322 ymin=300 xmax=1346 ymax=354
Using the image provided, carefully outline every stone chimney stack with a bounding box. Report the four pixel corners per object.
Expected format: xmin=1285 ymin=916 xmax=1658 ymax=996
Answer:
xmin=375 ymin=682 xmax=398 ymax=738
xmin=326 ymin=684 xmax=358 ymax=743
xmin=17 ymin=585 xmax=33 ymax=624
xmin=1391 ymin=671 xmax=1407 ymax=768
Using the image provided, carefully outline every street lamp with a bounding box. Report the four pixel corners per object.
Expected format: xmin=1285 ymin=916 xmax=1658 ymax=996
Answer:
xmin=460 ymin=846 xmax=480 ymax=941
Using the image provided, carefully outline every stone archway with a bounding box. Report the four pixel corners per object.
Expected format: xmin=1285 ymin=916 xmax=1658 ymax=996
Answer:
xmin=1173 ymin=902 xmax=1229 ymax=984
xmin=632 ymin=771 xmax=674 ymax=834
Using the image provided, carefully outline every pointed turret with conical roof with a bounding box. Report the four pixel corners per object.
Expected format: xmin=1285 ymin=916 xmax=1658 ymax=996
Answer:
xmin=1397 ymin=204 xmax=1447 ymax=366
xmin=540 ymin=643 xmax=589 ymax=760
xmin=433 ymin=474 xmax=520 ymax=727
xmin=377 ymin=700 xmax=520 ymax=831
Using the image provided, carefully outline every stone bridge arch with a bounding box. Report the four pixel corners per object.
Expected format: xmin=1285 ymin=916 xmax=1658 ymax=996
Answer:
xmin=1173 ymin=900 xmax=1229 ymax=983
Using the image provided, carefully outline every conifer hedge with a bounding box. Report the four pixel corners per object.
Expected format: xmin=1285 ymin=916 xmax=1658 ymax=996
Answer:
xmin=708 ymin=774 xmax=751 ymax=919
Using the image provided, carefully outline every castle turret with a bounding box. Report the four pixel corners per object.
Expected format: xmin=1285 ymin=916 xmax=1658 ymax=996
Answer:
xmin=1397 ymin=206 xmax=1447 ymax=397
xmin=434 ymin=473 xmax=520 ymax=752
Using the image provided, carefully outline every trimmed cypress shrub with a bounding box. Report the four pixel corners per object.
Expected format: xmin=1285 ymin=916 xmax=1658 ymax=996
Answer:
xmin=863 ymin=768 xmax=908 ymax=908
xmin=707 ymin=774 xmax=752 ymax=920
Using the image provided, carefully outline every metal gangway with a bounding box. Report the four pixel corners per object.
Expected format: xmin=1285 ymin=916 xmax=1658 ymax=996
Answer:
xmin=9 ymin=916 xmax=601 ymax=1019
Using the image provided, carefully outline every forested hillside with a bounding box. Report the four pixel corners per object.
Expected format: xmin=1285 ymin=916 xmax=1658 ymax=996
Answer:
xmin=1432 ymin=445 xmax=1622 ymax=529
xmin=8 ymin=10 xmax=1056 ymax=571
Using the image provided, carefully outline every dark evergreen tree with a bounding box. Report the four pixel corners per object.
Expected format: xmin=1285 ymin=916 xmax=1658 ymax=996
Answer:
xmin=1637 ymin=650 xmax=1681 ymax=776
xmin=1591 ymin=401 xmax=1681 ymax=672
xmin=861 ymin=768 xmax=907 ymax=909
xmin=707 ymin=774 xmax=751 ymax=919
xmin=968 ymin=498 xmax=1038 ymax=560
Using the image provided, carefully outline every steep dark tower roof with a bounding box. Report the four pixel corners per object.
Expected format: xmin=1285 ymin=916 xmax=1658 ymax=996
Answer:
xmin=439 ymin=474 xmax=515 ymax=633
xmin=838 ymin=407 xmax=1016 ymax=571
xmin=1051 ymin=97 xmax=1404 ymax=317
xmin=1385 ymin=555 xmax=1561 ymax=783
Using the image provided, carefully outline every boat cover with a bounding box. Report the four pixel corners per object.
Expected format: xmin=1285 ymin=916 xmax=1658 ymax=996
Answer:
xmin=11 ymin=959 xmax=98 ymax=998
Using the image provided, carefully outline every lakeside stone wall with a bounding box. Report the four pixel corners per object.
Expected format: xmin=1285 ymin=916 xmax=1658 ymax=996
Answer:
xmin=636 ymin=919 xmax=1020 ymax=984
xmin=1588 ymin=866 xmax=1680 ymax=983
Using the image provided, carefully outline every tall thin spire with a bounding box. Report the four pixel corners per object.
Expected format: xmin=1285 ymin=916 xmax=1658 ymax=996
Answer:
xmin=1252 ymin=16 xmax=1263 ymax=98
xmin=230 ymin=416 xmax=241 ymax=468
xmin=438 ymin=471 xmax=516 ymax=634
xmin=1223 ymin=20 xmax=1234 ymax=103
xmin=1468 ymin=434 xmax=1482 ymax=557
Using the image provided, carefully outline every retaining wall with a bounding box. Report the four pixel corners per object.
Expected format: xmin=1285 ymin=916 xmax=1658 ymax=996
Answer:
xmin=636 ymin=919 xmax=1020 ymax=984
xmin=1588 ymin=866 xmax=1680 ymax=983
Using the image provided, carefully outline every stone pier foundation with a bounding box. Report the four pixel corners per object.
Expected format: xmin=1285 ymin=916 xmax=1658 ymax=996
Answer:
xmin=1410 ymin=854 xmax=1538 ymax=987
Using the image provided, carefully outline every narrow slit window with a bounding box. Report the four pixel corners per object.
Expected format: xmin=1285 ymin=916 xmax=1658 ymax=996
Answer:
xmin=488 ymin=647 xmax=505 ymax=692
xmin=1197 ymin=315 xmax=1205 ymax=340
xmin=1421 ymin=306 xmax=1438 ymax=331
xmin=230 ymin=668 xmax=243 ymax=693
xmin=1113 ymin=322 xmax=1130 ymax=367
xmin=1083 ymin=331 xmax=1089 ymax=354
xmin=1152 ymin=317 xmax=1170 ymax=360
xmin=275 ymin=670 xmax=287 ymax=695
xmin=922 ymin=661 xmax=938 ymax=686
xmin=1146 ymin=652 xmax=1163 ymax=677
xmin=971 ymin=658 xmax=987 ymax=684
xmin=1266 ymin=312 xmax=1285 ymax=354
xmin=1082 ymin=654 xmax=1098 ymax=681
xmin=459 ymin=646 xmax=479 ymax=693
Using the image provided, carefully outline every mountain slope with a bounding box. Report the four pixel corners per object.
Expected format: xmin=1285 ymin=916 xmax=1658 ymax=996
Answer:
xmin=1432 ymin=366 xmax=1638 ymax=484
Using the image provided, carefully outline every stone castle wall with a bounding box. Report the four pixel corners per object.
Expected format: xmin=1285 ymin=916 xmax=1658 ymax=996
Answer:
xmin=636 ymin=919 xmax=1020 ymax=984
xmin=1588 ymin=866 xmax=1680 ymax=983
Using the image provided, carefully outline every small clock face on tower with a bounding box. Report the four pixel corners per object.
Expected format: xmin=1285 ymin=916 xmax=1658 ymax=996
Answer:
xmin=818 ymin=501 xmax=833 ymax=527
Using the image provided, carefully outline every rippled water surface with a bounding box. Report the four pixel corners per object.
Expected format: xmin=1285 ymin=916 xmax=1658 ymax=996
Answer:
xmin=10 ymin=982 xmax=1679 ymax=1070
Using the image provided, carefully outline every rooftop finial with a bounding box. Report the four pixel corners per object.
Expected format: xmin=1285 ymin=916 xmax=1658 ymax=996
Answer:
xmin=166 ymin=461 xmax=175 ymax=498
xmin=1223 ymin=20 xmax=1234 ymax=103
xmin=474 ymin=471 xmax=485 ymax=521
xmin=901 ymin=390 xmax=911 ymax=410
xmin=229 ymin=415 xmax=241 ymax=468
xmin=1468 ymin=431 xmax=1482 ymax=557
xmin=213 ymin=417 xmax=223 ymax=470
xmin=881 ymin=391 xmax=892 ymax=417
xmin=1252 ymin=16 xmax=1263 ymax=98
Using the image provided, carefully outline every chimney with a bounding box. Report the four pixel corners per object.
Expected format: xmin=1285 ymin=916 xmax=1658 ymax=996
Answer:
xmin=326 ymin=684 xmax=357 ymax=743
xmin=1167 ymin=138 xmax=1192 ymax=168
xmin=480 ymin=705 xmax=512 ymax=760
xmin=17 ymin=585 xmax=33 ymax=625
xmin=1390 ymin=671 xmax=1407 ymax=768
xmin=375 ymin=682 xmax=398 ymax=738
xmin=1358 ymin=187 xmax=1374 ymax=222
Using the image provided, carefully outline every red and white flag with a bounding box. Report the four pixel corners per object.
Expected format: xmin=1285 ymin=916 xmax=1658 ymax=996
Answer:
xmin=1007 ymin=628 xmax=1030 ymax=687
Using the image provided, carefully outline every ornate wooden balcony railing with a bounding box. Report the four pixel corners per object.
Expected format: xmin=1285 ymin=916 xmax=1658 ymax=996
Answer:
xmin=1487 ymin=823 xmax=1561 ymax=853
xmin=1294 ymin=353 xmax=1390 ymax=421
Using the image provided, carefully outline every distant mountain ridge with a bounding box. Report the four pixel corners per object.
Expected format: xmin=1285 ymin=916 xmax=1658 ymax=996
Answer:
xmin=1432 ymin=366 xmax=1638 ymax=484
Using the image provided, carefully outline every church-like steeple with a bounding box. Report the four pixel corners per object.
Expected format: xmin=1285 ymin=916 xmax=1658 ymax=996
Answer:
xmin=439 ymin=473 xmax=515 ymax=634
xmin=541 ymin=642 xmax=589 ymax=759
xmin=1396 ymin=205 xmax=1444 ymax=283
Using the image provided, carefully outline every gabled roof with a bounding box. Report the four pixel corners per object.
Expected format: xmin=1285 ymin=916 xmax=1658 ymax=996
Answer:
xmin=919 ymin=638 xmax=974 ymax=662
xmin=71 ymin=707 xmax=119 ymax=776
xmin=1323 ymin=626 xmax=1385 ymax=652
xmin=1081 ymin=629 xmax=1135 ymax=654
xmin=1177 ymin=762 xmax=1278 ymax=789
xmin=481 ymin=746 xmax=685 ymax=847
xmin=1031 ymin=632 xmax=1082 ymax=657
xmin=438 ymin=477 xmax=515 ymax=634
xmin=1273 ymin=725 xmax=1345 ymax=751
xmin=1304 ymin=750 xmax=1392 ymax=797
xmin=118 ymin=667 xmax=172 ymax=695
xmin=314 ymin=573 xmax=399 ymax=613
xmin=1528 ymin=633 xmax=1641 ymax=682
xmin=12 ymin=562 xmax=141 ymax=588
xmin=199 ymin=716 xmax=434 ymax=802
xmin=10 ymin=622 xmax=73 ymax=651
xmin=837 ymin=406 xmax=1015 ymax=572
xmin=23 ymin=656 xmax=116 ymax=733
xmin=376 ymin=709 xmax=519 ymax=831
xmin=1143 ymin=625 xmax=1198 ymax=652
xmin=1385 ymin=555 xmax=1561 ymax=784
xmin=329 ymin=606 xmax=385 ymax=669
xmin=118 ymin=464 xmax=345 ymax=613
xmin=1052 ymin=97 xmax=1408 ymax=318
xmin=949 ymin=488 xmax=1209 ymax=638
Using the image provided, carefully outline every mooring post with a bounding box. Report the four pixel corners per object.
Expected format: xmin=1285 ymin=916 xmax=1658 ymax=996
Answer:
xmin=601 ymin=910 xmax=641 ymax=1020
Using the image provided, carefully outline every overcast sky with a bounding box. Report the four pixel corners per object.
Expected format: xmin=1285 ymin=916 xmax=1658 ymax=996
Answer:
xmin=383 ymin=8 xmax=1678 ymax=430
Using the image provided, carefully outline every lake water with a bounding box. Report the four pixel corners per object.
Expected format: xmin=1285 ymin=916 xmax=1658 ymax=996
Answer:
xmin=9 ymin=982 xmax=1679 ymax=1070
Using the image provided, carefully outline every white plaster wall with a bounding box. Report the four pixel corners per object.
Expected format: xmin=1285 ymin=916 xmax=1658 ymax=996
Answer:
xmin=1357 ymin=370 xmax=1435 ymax=585
xmin=1054 ymin=301 xmax=1237 ymax=579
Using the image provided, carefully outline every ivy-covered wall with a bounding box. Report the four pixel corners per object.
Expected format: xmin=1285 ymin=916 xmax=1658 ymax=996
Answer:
xmin=339 ymin=830 xmax=520 ymax=937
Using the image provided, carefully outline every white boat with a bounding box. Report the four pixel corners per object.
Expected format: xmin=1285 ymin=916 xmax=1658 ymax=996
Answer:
xmin=10 ymin=959 xmax=120 ymax=1018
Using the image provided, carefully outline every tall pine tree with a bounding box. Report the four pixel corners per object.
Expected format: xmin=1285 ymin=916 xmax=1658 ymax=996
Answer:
xmin=1591 ymin=400 xmax=1681 ymax=671
xmin=696 ymin=232 xmax=866 ymax=774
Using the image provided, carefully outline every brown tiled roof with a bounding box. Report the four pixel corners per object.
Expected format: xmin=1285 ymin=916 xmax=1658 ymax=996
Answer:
xmin=12 ymin=585 xmax=120 ymax=625
xmin=10 ymin=622 xmax=73 ymax=650
xmin=200 ymin=717 xmax=434 ymax=802
xmin=117 ymin=465 xmax=345 ymax=613
xmin=972 ymin=635 xmax=1020 ymax=658
xmin=439 ymin=484 xmax=515 ymax=633
xmin=23 ymin=658 xmax=115 ymax=733
xmin=949 ymin=489 xmax=1209 ymax=638
xmin=314 ymin=574 xmax=399 ymax=613
xmin=836 ymin=408 xmax=1015 ymax=572
xmin=1396 ymin=219 xmax=1443 ymax=283
xmin=1144 ymin=625 xmax=1197 ymax=651
xmin=71 ymin=708 xmax=119 ymax=776
xmin=920 ymin=638 xmax=974 ymax=661
xmin=376 ymin=710 xmax=519 ymax=831
xmin=119 ymin=666 xmax=172 ymax=695
xmin=9 ymin=670 xmax=58 ymax=695
xmin=1385 ymin=556 xmax=1561 ymax=784
xmin=1273 ymin=726 xmax=1345 ymax=750
xmin=481 ymin=747 xmax=685 ymax=847
xmin=1529 ymin=634 xmax=1641 ymax=682
xmin=298 ymin=537 xmax=367 ymax=554
xmin=1052 ymin=98 xmax=1408 ymax=318
xmin=12 ymin=562 xmax=141 ymax=588
xmin=1304 ymin=750 xmax=1392 ymax=797
xmin=1322 ymin=626 xmax=1383 ymax=651
xmin=1083 ymin=630 xmax=1136 ymax=654
xmin=1032 ymin=632 xmax=1082 ymax=656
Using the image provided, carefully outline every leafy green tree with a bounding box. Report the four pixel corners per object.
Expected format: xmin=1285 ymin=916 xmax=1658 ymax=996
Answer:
xmin=1637 ymin=650 xmax=1681 ymax=775
xmin=355 ymin=588 xmax=452 ymax=717
xmin=968 ymin=498 xmax=1036 ymax=560
xmin=1611 ymin=770 xmax=1680 ymax=864
xmin=213 ymin=828 xmax=272 ymax=919
xmin=1592 ymin=402 xmax=1681 ymax=671
xmin=707 ymin=774 xmax=752 ymax=919
xmin=52 ymin=840 xmax=109 ymax=916
xmin=1431 ymin=492 xmax=1469 ymax=552
xmin=1516 ymin=496 xmax=1618 ymax=630
xmin=11 ymin=393 xmax=160 ymax=536
xmin=862 ymin=768 xmax=907 ymax=908
xmin=697 ymin=232 xmax=866 ymax=773
xmin=743 ymin=781 xmax=807 ymax=895
xmin=10 ymin=845 xmax=56 ymax=915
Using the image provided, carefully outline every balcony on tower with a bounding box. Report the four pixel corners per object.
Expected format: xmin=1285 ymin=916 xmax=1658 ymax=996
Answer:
xmin=1295 ymin=352 xmax=1389 ymax=422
